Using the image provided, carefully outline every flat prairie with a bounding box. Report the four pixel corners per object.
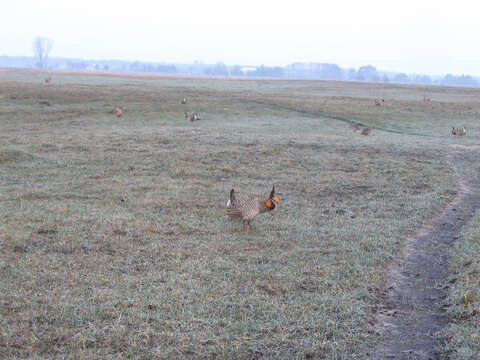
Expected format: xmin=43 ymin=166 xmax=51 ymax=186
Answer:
xmin=1 ymin=69 xmax=479 ymax=359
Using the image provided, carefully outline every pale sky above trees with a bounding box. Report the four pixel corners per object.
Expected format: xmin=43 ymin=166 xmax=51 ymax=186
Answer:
xmin=1 ymin=0 xmax=479 ymax=76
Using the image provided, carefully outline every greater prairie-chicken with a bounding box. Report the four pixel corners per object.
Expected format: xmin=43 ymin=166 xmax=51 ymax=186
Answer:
xmin=226 ymin=186 xmax=280 ymax=230
xmin=181 ymin=97 xmax=187 ymax=104
xmin=113 ymin=106 xmax=123 ymax=118
xmin=184 ymin=111 xmax=199 ymax=122
xmin=361 ymin=127 xmax=372 ymax=136
xmin=451 ymin=127 xmax=467 ymax=136
xmin=349 ymin=123 xmax=360 ymax=132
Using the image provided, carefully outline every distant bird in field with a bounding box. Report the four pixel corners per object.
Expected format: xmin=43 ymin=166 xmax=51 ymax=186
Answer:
xmin=451 ymin=127 xmax=467 ymax=136
xmin=181 ymin=97 xmax=187 ymax=104
xmin=113 ymin=106 xmax=123 ymax=118
xmin=374 ymin=99 xmax=384 ymax=106
xmin=226 ymin=186 xmax=279 ymax=230
xmin=44 ymin=77 xmax=51 ymax=84
xmin=184 ymin=111 xmax=199 ymax=122
xmin=349 ymin=123 xmax=360 ymax=132
xmin=361 ymin=127 xmax=372 ymax=136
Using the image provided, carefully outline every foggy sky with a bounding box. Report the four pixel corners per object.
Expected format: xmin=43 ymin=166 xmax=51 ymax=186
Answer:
xmin=1 ymin=0 xmax=479 ymax=76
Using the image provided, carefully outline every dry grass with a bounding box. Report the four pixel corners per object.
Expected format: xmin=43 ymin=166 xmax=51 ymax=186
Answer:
xmin=441 ymin=217 xmax=480 ymax=359
xmin=1 ymin=70 xmax=477 ymax=358
xmin=441 ymin=153 xmax=480 ymax=360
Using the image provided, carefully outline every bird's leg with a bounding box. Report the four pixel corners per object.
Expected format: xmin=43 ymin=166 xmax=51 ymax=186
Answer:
xmin=242 ymin=220 xmax=246 ymax=231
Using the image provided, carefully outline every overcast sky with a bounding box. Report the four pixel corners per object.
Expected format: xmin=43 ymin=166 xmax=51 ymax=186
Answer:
xmin=1 ymin=0 xmax=479 ymax=76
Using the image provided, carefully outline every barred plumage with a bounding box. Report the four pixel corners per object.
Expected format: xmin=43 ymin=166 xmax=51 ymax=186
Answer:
xmin=226 ymin=186 xmax=279 ymax=230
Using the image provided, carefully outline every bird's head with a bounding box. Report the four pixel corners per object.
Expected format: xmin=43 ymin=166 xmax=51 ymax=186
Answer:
xmin=265 ymin=198 xmax=275 ymax=209
xmin=265 ymin=186 xmax=279 ymax=209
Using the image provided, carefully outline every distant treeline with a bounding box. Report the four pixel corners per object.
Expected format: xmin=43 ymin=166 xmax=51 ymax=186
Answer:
xmin=1 ymin=55 xmax=478 ymax=87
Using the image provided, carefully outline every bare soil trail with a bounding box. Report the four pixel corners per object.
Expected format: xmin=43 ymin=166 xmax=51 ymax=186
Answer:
xmin=257 ymin=100 xmax=480 ymax=358
xmin=370 ymin=148 xmax=480 ymax=359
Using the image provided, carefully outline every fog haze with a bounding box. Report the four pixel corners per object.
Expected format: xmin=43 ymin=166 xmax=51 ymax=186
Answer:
xmin=1 ymin=0 xmax=479 ymax=76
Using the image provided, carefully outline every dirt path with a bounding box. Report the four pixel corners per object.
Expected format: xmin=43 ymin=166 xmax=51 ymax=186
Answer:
xmin=259 ymin=99 xmax=479 ymax=358
xmin=370 ymin=148 xmax=480 ymax=359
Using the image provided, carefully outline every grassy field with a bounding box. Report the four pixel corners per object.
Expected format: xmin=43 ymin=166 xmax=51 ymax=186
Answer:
xmin=442 ymin=208 xmax=480 ymax=359
xmin=0 ymin=69 xmax=479 ymax=358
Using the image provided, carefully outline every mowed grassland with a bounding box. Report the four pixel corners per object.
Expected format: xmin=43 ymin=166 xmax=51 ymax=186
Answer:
xmin=442 ymin=153 xmax=480 ymax=359
xmin=0 ymin=69 xmax=479 ymax=359
xmin=443 ymin=211 xmax=480 ymax=359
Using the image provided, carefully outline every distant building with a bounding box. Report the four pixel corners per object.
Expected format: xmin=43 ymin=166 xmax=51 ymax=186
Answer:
xmin=241 ymin=67 xmax=257 ymax=74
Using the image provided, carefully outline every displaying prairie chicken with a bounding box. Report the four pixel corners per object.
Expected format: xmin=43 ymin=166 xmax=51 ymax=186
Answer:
xmin=451 ymin=126 xmax=467 ymax=136
xmin=184 ymin=111 xmax=199 ymax=122
xmin=181 ymin=97 xmax=187 ymax=104
xmin=227 ymin=186 xmax=279 ymax=230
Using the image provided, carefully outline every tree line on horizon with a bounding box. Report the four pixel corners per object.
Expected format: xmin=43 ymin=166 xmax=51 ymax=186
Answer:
xmin=0 ymin=54 xmax=478 ymax=87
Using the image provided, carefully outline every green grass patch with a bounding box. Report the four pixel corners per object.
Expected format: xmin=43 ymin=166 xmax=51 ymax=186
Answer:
xmin=441 ymin=212 xmax=480 ymax=359
xmin=0 ymin=70 xmax=473 ymax=358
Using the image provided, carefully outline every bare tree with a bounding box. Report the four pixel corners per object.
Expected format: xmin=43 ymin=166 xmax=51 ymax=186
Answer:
xmin=33 ymin=37 xmax=53 ymax=69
